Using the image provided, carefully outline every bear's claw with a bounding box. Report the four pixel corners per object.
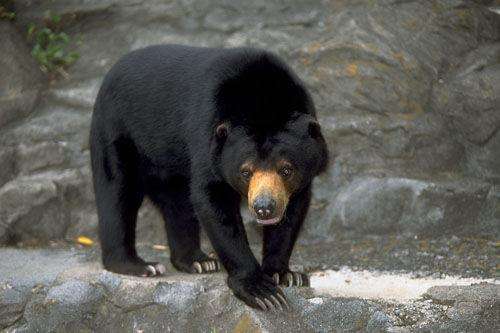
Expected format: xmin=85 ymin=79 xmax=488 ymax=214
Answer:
xmin=191 ymin=259 xmax=220 ymax=273
xmin=142 ymin=263 xmax=166 ymax=277
xmin=171 ymin=251 xmax=221 ymax=274
xmin=254 ymin=284 xmax=289 ymax=311
xmin=228 ymin=272 xmax=290 ymax=311
xmin=104 ymin=259 xmax=167 ymax=277
xmin=256 ymin=294 xmax=286 ymax=311
xmin=272 ymin=271 xmax=308 ymax=287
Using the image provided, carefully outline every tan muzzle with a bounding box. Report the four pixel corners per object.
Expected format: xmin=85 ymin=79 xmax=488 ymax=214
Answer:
xmin=248 ymin=170 xmax=289 ymax=225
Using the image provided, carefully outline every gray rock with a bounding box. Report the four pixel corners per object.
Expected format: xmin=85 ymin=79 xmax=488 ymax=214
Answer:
xmin=45 ymin=279 xmax=103 ymax=307
xmin=0 ymin=285 xmax=27 ymax=329
xmin=0 ymin=22 xmax=43 ymax=128
xmin=1 ymin=248 xmax=498 ymax=332
xmin=423 ymin=283 xmax=500 ymax=332
xmin=0 ymin=248 xmax=85 ymax=291
xmin=433 ymin=43 xmax=500 ymax=182
xmin=23 ymin=279 xmax=105 ymax=332
xmin=0 ymin=170 xmax=85 ymax=244
xmin=300 ymin=297 xmax=386 ymax=331
xmin=295 ymin=0 xmax=499 ymax=176
xmin=16 ymin=142 xmax=69 ymax=175
xmin=307 ymin=176 xmax=495 ymax=238
xmin=0 ymin=146 xmax=16 ymax=187
xmin=424 ymin=283 xmax=500 ymax=305
xmin=366 ymin=310 xmax=394 ymax=331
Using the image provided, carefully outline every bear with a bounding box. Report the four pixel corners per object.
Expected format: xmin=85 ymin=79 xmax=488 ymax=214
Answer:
xmin=90 ymin=44 xmax=328 ymax=311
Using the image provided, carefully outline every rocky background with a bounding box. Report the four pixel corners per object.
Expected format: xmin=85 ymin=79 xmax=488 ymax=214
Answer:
xmin=0 ymin=0 xmax=499 ymax=331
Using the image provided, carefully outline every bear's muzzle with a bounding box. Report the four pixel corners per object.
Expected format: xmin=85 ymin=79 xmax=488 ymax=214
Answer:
xmin=248 ymin=170 xmax=289 ymax=225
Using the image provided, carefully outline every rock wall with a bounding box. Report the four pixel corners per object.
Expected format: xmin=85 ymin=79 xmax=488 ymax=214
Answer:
xmin=0 ymin=0 xmax=499 ymax=246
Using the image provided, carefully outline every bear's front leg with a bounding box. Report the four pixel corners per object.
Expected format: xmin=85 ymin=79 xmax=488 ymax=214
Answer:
xmin=262 ymin=185 xmax=311 ymax=287
xmin=192 ymin=181 xmax=289 ymax=311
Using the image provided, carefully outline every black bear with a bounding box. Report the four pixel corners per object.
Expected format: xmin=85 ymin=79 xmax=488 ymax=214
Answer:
xmin=90 ymin=44 xmax=328 ymax=310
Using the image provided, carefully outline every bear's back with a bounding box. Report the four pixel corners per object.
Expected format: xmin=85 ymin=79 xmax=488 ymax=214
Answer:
xmin=94 ymin=44 xmax=275 ymax=119
xmin=91 ymin=45 xmax=310 ymax=157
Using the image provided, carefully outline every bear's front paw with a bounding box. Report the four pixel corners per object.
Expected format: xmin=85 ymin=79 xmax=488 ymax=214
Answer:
xmin=270 ymin=270 xmax=309 ymax=287
xmin=228 ymin=271 xmax=289 ymax=311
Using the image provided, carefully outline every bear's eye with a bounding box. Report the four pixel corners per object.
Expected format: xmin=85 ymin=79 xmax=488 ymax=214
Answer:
xmin=279 ymin=166 xmax=293 ymax=178
xmin=241 ymin=169 xmax=252 ymax=180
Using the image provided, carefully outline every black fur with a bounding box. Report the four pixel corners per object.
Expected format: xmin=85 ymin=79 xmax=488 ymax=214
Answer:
xmin=90 ymin=44 xmax=328 ymax=309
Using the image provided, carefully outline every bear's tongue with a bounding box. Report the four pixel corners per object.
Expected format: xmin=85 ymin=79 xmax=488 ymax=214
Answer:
xmin=255 ymin=217 xmax=281 ymax=226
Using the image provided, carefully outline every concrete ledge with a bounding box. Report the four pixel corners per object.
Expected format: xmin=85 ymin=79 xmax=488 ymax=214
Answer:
xmin=0 ymin=247 xmax=498 ymax=332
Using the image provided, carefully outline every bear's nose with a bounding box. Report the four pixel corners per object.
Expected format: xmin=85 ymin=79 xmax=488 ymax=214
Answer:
xmin=253 ymin=196 xmax=276 ymax=220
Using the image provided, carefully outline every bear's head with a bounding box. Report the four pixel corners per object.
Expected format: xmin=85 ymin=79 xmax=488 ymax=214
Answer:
xmin=213 ymin=113 xmax=328 ymax=225
xmin=211 ymin=52 xmax=328 ymax=225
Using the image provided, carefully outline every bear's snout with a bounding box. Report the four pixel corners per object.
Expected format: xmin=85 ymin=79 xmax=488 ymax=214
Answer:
xmin=253 ymin=195 xmax=276 ymax=220
xmin=248 ymin=170 xmax=289 ymax=225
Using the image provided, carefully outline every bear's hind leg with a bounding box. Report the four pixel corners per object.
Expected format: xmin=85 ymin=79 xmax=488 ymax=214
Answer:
xmin=148 ymin=177 xmax=220 ymax=274
xmin=92 ymin=136 xmax=165 ymax=277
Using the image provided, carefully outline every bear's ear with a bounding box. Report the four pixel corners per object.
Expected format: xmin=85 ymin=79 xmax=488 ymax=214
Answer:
xmin=215 ymin=122 xmax=229 ymax=140
xmin=308 ymin=120 xmax=322 ymax=139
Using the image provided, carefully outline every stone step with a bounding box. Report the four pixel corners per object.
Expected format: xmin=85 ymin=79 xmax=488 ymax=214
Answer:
xmin=1 ymin=245 xmax=497 ymax=332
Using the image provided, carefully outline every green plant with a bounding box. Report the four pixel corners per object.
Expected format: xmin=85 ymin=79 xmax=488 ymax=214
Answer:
xmin=0 ymin=0 xmax=15 ymax=20
xmin=27 ymin=11 xmax=79 ymax=76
